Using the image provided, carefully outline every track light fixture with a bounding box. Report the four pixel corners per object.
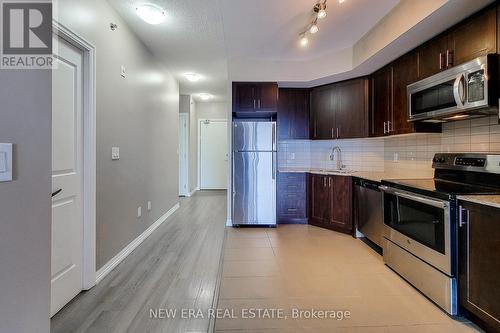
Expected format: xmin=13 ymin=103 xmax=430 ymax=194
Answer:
xmin=298 ymin=0 xmax=332 ymax=48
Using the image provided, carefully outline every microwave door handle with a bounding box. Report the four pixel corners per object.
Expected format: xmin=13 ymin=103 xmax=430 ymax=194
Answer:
xmin=453 ymin=74 xmax=466 ymax=107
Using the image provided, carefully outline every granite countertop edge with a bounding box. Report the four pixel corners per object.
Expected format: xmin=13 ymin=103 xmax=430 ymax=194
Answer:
xmin=457 ymin=195 xmax=500 ymax=209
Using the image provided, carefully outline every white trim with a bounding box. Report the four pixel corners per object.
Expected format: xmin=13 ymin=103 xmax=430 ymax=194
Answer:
xmin=198 ymin=118 xmax=228 ymax=190
xmin=226 ymin=219 xmax=233 ymax=227
xmin=178 ymin=113 xmax=189 ymax=197
xmin=186 ymin=186 xmax=200 ymax=197
xmin=95 ymin=203 xmax=180 ymax=284
xmin=52 ymin=20 xmax=97 ymax=291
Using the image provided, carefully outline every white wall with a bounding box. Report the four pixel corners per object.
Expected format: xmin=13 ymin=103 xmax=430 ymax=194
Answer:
xmin=0 ymin=69 xmax=52 ymax=333
xmin=196 ymin=101 xmax=228 ymax=120
xmin=59 ymin=0 xmax=180 ymax=269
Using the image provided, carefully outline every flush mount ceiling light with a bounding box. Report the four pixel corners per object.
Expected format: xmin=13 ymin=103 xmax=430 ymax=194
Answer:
xmin=198 ymin=93 xmax=213 ymax=101
xmin=136 ymin=4 xmax=166 ymax=25
xmin=184 ymin=72 xmax=201 ymax=82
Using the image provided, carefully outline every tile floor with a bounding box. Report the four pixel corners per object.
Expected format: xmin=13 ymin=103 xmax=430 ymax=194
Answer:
xmin=215 ymin=225 xmax=481 ymax=332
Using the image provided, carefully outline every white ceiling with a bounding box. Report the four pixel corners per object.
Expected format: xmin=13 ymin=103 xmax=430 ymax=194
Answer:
xmin=108 ymin=0 xmax=494 ymax=102
xmin=218 ymin=0 xmax=399 ymax=62
xmin=107 ymin=0 xmax=228 ymax=102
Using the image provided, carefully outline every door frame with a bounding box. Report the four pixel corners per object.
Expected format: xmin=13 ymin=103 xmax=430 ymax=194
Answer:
xmin=53 ymin=20 xmax=97 ymax=290
xmin=178 ymin=113 xmax=189 ymax=196
xmin=198 ymin=118 xmax=228 ymax=190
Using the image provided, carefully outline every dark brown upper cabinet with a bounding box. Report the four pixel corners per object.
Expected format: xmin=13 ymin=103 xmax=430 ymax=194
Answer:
xmin=418 ymin=5 xmax=497 ymax=80
xmin=278 ymin=88 xmax=310 ymax=140
xmin=232 ymin=82 xmax=278 ymax=113
xmin=370 ymin=65 xmax=392 ymax=137
xmin=310 ymin=85 xmax=335 ymax=139
xmin=370 ymin=54 xmax=441 ymax=137
xmin=311 ymin=78 xmax=368 ymax=140
xmin=392 ymin=52 xmax=419 ymax=135
xmin=336 ymin=78 xmax=369 ymax=139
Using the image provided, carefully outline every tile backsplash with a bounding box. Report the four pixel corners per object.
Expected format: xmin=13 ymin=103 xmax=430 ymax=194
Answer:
xmin=279 ymin=116 xmax=500 ymax=178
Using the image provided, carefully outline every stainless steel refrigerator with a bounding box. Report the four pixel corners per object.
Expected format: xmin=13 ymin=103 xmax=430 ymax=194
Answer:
xmin=232 ymin=121 xmax=277 ymax=226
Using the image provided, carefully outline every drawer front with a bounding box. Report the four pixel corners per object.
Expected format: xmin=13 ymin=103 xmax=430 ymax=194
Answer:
xmin=277 ymin=172 xmax=307 ymax=219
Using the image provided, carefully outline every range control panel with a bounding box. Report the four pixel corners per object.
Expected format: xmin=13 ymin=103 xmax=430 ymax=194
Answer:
xmin=432 ymin=153 xmax=500 ymax=174
xmin=455 ymin=157 xmax=486 ymax=167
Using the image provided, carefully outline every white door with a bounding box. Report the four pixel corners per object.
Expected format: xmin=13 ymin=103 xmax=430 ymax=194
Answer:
xmin=51 ymin=35 xmax=84 ymax=316
xmin=200 ymin=120 xmax=228 ymax=189
xmin=178 ymin=114 xmax=189 ymax=196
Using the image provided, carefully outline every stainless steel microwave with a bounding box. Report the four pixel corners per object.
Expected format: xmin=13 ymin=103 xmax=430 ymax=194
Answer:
xmin=407 ymin=55 xmax=499 ymax=122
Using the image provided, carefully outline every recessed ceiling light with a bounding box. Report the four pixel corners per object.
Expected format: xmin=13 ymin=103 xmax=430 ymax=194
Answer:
xmin=136 ymin=4 xmax=166 ymax=25
xmin=184 ymin=72 xmax=201 ymax=82
xmin=199 ymin=93 xmax=213 ymax=101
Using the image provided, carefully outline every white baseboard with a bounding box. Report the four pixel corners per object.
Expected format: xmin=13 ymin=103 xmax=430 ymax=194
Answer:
xmin=95 ymin=202 xmax=180 ymax=284
xmin=226 ymin=218 xmax=232 ymax=227
xmin=186 ymin=187 xmax=199 ymax=197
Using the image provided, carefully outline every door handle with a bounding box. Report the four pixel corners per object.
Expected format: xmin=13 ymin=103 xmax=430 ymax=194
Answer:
xmin=52 ymin=189 xmax=62 ymax=197
xmin=453 ymin=74 xmax=466 ymax=107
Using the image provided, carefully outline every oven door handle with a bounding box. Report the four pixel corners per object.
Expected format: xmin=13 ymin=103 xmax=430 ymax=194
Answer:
xmin=379 ymin=186 xmax=447 ymax=209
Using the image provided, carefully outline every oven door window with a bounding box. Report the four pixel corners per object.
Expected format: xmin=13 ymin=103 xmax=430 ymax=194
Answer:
xmin=384 ymin=193 xmax=446 ymax=254
xmin=410 ymin=79 xmax=456 ymax=116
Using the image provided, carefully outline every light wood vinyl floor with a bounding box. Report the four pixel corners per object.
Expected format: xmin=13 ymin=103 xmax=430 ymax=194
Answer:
xmin=51 ymin=190 xmax=227 ymax=333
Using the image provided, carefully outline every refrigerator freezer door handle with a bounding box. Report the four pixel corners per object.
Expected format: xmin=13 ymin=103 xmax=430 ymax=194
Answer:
xmin=272 ymin=122 xmax=276 ymax=151
xmin=272 ymin=152 xmax=276 ymax=180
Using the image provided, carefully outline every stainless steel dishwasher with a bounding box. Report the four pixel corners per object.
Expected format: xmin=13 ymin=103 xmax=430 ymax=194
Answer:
xmin=354 ymin=178 xmax=384 ymax=248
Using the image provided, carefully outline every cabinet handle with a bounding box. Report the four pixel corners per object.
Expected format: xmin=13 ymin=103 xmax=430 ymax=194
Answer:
xmin=459 ymin=206 xmax=469 ymax=228
xmin=331 ymin=128 xmax=334 ymax=139
xmin=446 ymin=50 xmax=453 ymax=68
xmin=383 ymin=121 xmax=387 ymax=134
xmin=253 ymin=99 xmax=256 ymax=109
xmin=387 ymin=121 xmax=392 ymax=133
xmin=258 ymin=99 xmax=261 ymax=109
xmin=323 ymin=177 xmax=327 ymax=187
xmin=328 ymin=177 xmax=331 ymax=187
xmin=439 ymin=52 xmax=443 ymax=70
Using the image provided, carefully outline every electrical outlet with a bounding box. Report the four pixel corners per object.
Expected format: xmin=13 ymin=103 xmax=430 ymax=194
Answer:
xmin=393 ymin=152 xmax=399 ymax=162
xmin=137 ymin=206 xmax=142 ymax=218
xmin=147 ymin=201 xmax=152 ymax=211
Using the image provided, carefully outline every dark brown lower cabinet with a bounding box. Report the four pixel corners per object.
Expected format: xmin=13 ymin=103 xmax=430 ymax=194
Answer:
xmin=458 ymin=201 xmax=500 ymax=333
xmin=277 ymin=172 xmax=308 ymax=224
xmin=308 ymin=174 xmax=352 ymax=235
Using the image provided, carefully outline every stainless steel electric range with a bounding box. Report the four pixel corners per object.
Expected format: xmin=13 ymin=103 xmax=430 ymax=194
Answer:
xmin=379 ymin=153 xmax=500 ymax=316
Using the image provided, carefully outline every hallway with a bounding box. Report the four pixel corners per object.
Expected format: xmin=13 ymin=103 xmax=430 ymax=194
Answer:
xmin=51 ymin=191 xmax=227 ymax=333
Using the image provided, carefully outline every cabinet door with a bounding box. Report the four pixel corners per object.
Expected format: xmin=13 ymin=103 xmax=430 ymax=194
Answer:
xmin=329 ymin=176 xmax=352 ymax=234
xmin=311 ymin=87 xmax=334 ymax=139
xmin=370 ymin=66 xmax=392 ymax=137
xmin=336 ymin=78 xmax=368 ymax=139
xmin=257 ymin=83 xmax=278 ymax=111
xmin=309 ymin=174 xmax=330 ymax=226
xmin=278 ymin=89 xmax=309 ymax=140
xmin=418 ymin=34 xmax=448 ymax=79
xmin=277 ymin=172 xmax=307 ymax=224
xmin=392 ymin=52 xmax=418 ymax=135
xmin=459 ymin=202 xmax=500 ymax=333
xmin=449 ymin=6 xmax=497 ymax=67
xmin=233 ymin=83 xmax=256 ymax=112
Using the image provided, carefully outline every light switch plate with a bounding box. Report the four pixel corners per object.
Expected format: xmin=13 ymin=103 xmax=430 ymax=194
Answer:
xmin=112 ymin=147 xmax=120 ymax=160
xmin=0 ymin=143 xmax=13 ymax=182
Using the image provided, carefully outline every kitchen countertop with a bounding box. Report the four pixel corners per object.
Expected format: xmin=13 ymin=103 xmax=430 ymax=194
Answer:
xmin=458 ymin=195 xmax=500 ymax=209
xmin=279 ymin=168 xmax=405 ymax=183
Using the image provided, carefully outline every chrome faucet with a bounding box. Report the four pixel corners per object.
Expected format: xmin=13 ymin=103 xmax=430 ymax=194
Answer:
xmin=330 ymin=146 xmax=345 ymax=170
